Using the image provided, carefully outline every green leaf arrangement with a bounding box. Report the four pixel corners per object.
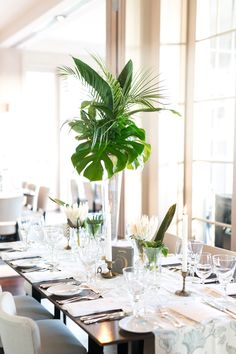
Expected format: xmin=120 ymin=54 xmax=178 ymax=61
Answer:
xmin=143 ymin=203 xmax=176 ymax=256
xmin=59 ymin=55 xmax=180 ymax=181
xmin=85 ymin=214 xmax=103 ymax=237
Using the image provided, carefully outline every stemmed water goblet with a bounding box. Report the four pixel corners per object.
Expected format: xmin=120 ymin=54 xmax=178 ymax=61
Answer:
xmin=195 ymin=252 xmax=212 ymax=285
xmin=18 ymin=214 xmax=33 ymax=250
xmin=188 ymin=240 xmax=203 ymax=280
xmin=27 ymin=213 xmax=44 ymax=247
xmin=44 ymin=225 xmax=63 ymax=271
xmin=122 ymin=266 xmax=152 ymax=331
xmin=213 ymin=255 xmax=236 ymax=296
xmin=79 ymin=237 xmax=98 ymax=283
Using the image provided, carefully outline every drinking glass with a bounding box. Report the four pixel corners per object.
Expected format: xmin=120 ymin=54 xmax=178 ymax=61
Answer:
xmin=44 ymin=226 xmax=63 ymax=271
xmin=123 ymin=266 xmax=147 ymax=318
xmin=79 ymin=238 xmax=98 ymax=283
xmin=175 ymin=238 xmax=183 ymax=262
xmin=18 ymin=215 xmax=33 ymax=249
xmin=195 ymin=252 xmax=212 ymax=285
xmin=188 ymin=240 xmax=203 ymax=279
xmin=213 ymin=255 xmax=236 ymax=295
xmin=27 ymin=213 xmax=44 ymax=246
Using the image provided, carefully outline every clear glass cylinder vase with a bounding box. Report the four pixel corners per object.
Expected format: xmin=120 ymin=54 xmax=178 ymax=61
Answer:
xmin=101 ymin=172 xmax=122 ymax=242
xmin=144 ymin=247 xmax=162 ymax=289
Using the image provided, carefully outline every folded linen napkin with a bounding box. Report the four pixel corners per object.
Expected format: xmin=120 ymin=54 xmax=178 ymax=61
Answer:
xmin=205 ymin=282 xmax=236 ymax=296
xmin=62 ymin=296 xmax=128 ymax=317
xmin=168 ymin=300 xmax=225 ymax=323
xmin=1 ymin=250 xmax=41 ymax=261
xmin=24 ymin=270 xmax=71 ymax=283
xmin=160 ymin=255 xmax=181 ymax=266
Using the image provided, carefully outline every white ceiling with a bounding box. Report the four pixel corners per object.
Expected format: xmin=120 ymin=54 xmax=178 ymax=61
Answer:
xmin=0 ymin=0 xmax=106 ymax=55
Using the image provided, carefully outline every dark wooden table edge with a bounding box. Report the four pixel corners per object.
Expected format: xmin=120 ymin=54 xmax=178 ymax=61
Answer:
xmin=3 ymin=259 xmax=152 ymax=354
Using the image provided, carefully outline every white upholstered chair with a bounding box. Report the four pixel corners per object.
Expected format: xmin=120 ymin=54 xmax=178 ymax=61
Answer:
xmin=0 ymin=196 xmax=24 ymax=239
xmin=0 ymin=286 xmax=53 ymax=348
xmin=0 ymin=292 xmax=87 ymax=354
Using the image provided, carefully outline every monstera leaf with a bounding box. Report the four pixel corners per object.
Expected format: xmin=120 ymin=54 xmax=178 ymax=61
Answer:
xmin=59 ymin=56 xmax=179 ymax=181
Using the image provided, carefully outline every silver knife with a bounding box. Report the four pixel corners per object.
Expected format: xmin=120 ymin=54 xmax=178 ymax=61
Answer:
xmin=80 ymin=310 xmax=123 ymax=321
xmin=83 ymin=312 xmax=126 ymax=324
xmin=203 ymin=300 xmax=236 ymax=319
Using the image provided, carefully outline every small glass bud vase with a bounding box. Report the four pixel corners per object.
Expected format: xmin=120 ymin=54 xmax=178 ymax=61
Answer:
xmin=70 ymin=227 xmax=81 ymax=250
xmin=144 ymin=247 xmax=161 ymax=270
xmin=144 ymin=247 xmax=162 ymax=289
xmin=134 ymin=239 xmax=146 ymax=267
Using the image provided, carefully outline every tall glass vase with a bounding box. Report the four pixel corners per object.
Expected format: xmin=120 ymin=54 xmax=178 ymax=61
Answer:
xmin=101 ymin=172 xmax=122 ymax=242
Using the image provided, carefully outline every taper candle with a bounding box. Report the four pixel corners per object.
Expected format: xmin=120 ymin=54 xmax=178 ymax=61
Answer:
xmin=105 ymin=211 xmax=112 ymax=261
xmin=182 ymin=207 xmax=188 ymax=272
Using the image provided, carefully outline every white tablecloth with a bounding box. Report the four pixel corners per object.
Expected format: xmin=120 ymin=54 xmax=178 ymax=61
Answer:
xmin=1 ymin=242 xmax=236 ymax=353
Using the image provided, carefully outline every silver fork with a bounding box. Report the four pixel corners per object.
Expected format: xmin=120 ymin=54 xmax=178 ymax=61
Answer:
xmin=57 ymin=293 xmax=101 ymax=305
xmin=159 ymin=309 xmax=184 ymax=328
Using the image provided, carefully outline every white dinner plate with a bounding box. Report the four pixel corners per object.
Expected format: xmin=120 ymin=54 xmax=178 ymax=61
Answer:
xmin=11 ymin=259 xmax=39 ymax=268
xmin=119 ymin=316 xmax=154 ymax=333
xmin=47 ymin=284 xmax=83 ymax=297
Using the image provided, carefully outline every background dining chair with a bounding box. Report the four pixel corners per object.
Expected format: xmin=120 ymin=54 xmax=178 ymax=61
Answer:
xmin=0 ymin=292 xmax=87 ymax=354
xmin=22 ymin=182 xmax=37 ymax=210
xmin=36 ymin=186 xmax=50 ymax=218
xmin=0 ymin=196 xmax=24 ymax=241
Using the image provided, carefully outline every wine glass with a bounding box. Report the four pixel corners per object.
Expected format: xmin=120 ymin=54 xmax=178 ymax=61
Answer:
xmin=79 ymin=238 xmax=98 ymax=283
xmin=18 ymin=215 xmax=33 ymax=249
xmin=213 ymin=255 xmax=236 ymax=295
xmin=195 ymin=252 xmax=212 ymax=285
xmin=175 ymin=238 xmax=183 ymax=262
xmin=27 ymin=213 xmax=44 ymax=246
xmin=44 ymin=225 xmax=63 ymax=271
xmin=123 ymin=266 xmax=147 ymax=318
xmin=188 ymin=240 xmax=203 ymax=280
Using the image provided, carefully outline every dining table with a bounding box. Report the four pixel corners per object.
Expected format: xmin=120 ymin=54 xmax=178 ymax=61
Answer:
xmin=1 ymin=240 xmax=236 ymax=354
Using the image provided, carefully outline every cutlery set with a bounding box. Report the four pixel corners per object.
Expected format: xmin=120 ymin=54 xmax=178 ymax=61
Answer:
xmin=57 ymin=292 xmax=101 ymax=305
xmin=80 ymin=311 xmax=127 ymax=324
xmin=202 ymin=299 xmax=236 ymax=319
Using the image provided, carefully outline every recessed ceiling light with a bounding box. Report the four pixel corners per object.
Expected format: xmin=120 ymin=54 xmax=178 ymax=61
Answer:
xmin=55 ymin=15 xmax=66 ymax=23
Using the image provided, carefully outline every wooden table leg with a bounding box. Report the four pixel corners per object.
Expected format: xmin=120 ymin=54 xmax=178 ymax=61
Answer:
xmin=32 ymin=287 xmax=41 ymax=303
xmin=131 ymin=340 xmax=144 ymax=354
xmin=118 ymin=343 xmax=128 ymax=354
xmin=54 ymin=306 xmax=60 ymax=319
xmin=88 ymin=337 xmax=104 ymax=354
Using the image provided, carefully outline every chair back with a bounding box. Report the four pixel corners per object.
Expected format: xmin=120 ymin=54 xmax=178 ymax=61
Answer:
xmin=164 ymin=233 xmax=181 ymax=253
xmin=0 ymin=292 xmax=40 ymax=354
xmin=37 ymin=186 xmax=50 ymax=214
xmin=0 ymin=196 xmax=24 ymax=235
xmin=25 ymin=183 xmax=37 ymax=210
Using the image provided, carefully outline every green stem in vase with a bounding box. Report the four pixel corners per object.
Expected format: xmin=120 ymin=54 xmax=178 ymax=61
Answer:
xmin=77 ymin=228 xmax=80 ymax=247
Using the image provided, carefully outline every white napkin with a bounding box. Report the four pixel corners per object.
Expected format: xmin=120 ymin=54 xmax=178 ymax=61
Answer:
xmin=168 ymin=300 xmax=225 ymax=323
xmin=205 ymin=283 xmax=236 ymax=296
xmin=24 ymin=270 xmax=71 ymax=283
xmin=62 ymin=297 xmax=126 ymax=317
xmin=161 ymin=255 xmax=181 ymax=266
xmin=0 ymin=264 xmax=19 ymax=277
xmin=1 ymin=250 xmax=41 ymax=261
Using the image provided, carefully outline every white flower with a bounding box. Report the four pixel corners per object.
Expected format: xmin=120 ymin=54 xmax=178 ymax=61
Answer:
xmin=130 ymin=215 xmax=158 ymax=241
xmin=64 ymin=202 xmax=89 ymax=228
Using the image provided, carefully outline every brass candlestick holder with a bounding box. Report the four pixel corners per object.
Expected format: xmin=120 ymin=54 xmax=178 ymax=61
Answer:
xmin=175 ymin=271 xmax=191 ymax=297
xmin=99 ymin=258 xmax=117 ymax=279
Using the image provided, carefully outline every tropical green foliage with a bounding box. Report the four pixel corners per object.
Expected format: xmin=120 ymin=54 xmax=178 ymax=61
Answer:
xmin=59 ymin=56 xmax=179 ymax=181
xmin=153 ymin=203 xmax=176 ymax=243
xmin=85 ymin=214 xmax=103 ymax=237
xmin=142 ymin=203 xmax=176 ymax=254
